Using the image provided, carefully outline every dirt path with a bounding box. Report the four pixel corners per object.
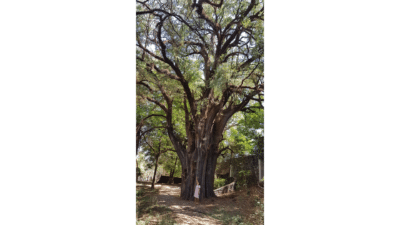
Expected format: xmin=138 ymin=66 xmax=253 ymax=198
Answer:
xmin=138 ymin=182 xmax=222 ymax=225
xmin=137 ymin=182 xmax=263 ymax=225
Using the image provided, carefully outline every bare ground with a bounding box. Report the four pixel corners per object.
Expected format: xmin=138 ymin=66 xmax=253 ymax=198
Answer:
xmin=137 ymin=182 xmax=264 ymax=225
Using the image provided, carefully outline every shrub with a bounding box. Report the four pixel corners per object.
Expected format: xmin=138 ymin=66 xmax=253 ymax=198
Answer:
xmin=214 ymin=178 xmax=227 ymax=189
xmin=236 ymin=169 xmax=259 ymax=189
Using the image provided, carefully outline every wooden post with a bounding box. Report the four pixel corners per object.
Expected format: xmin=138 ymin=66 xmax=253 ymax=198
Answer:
xmin=258 ymin=159 xmax=263 ymax=182
xmin=230 ymin=164 xmax=233 ymax=177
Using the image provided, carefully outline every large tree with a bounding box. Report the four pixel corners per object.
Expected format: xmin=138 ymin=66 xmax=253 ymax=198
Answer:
xmin=136 ymin=0 xmax=264 ymax=201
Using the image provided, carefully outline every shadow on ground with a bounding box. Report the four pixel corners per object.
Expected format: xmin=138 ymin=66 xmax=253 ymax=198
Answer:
xmin=137 ymin=181 xmax=249 ymax=225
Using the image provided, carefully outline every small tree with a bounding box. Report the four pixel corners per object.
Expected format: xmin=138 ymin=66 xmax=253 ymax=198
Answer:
xmin=159 ymin=153 xmax=180 ymax=183
xmin=142 ymin=129 xmax=174 ymax=189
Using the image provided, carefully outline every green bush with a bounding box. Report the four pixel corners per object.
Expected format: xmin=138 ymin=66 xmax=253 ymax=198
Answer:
xmin=214 ymin=178 xmax=227 ymax=189
xmin=236 ymin=170 xmax=257 ymax=189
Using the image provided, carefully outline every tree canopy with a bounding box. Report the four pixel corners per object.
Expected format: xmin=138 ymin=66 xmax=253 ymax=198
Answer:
xmin=136 ymin=0 xmax=264 ymax=201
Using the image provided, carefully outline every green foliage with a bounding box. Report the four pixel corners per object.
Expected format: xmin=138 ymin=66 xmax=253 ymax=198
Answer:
xmin=142 ymin=129 xmax=172 ymax=163
xmin=137 ymin=0 xmax=264 ymax=111
xmin=137 ymin=0 xmax=264 ymax=191
xmin=136 ymin=166 xmax=142 ymax=179
xmin=237 ymin=170 xmax=252 ymax=189
xmin=137 ymin=153 xmax=146 ymax=171
xmin=252 ymin=135 xmax=264 ymax=160
xmin=221 ymin=106 xmax=264 ymax=159
xmin=214 ymin=178 xmax=227 ymax=189
xmin=226 ymin=154 xmax=259 ymax=189
xmin=158 ymin=152 xmax=182 ymax=177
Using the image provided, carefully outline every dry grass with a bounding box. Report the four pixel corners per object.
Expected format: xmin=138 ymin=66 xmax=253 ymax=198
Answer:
xmin=136 ymin=183 xmax=177 ymax=225
xmin=202 ymin=186 xmax=264 ymax=225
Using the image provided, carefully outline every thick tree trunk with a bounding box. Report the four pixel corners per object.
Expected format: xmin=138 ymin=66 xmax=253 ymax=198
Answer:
xmin=151 ymin=156 xmax=159 ymax=189
xmin=179 ymin=132 xmax=219 ymax=201
xmin=165 ymin=90 xmax=245 ymax=202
